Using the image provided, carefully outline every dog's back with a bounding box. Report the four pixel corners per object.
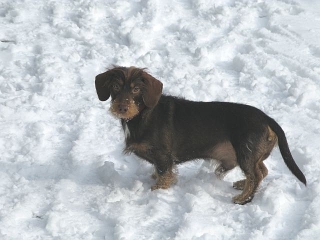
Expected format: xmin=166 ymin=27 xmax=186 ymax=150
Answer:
xmin=154 ymin=96 xmax=269 ymax=160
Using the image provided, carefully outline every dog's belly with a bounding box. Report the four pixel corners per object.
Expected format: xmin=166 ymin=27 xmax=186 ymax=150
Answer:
xmin=208 ymin=141 xmax=237 ymax=163
xmin=174 ymin=141 xmax=237 ymax=167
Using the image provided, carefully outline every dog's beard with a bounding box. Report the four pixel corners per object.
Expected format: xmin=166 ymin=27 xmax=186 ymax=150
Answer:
xmin=109 ymin=101 xmax=140 ymax=120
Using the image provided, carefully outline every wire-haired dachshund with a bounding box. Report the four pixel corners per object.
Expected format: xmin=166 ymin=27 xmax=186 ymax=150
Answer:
xmin=95 ymin=66 xmax=306 ymax=205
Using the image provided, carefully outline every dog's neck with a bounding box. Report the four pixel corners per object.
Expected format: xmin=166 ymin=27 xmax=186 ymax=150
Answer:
xmin=121 ymin=104 xmax=150 ymax=142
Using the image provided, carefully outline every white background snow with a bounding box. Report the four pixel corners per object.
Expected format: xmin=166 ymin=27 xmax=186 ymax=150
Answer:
xmin=1 ymin=0 xmax=320 ymax=239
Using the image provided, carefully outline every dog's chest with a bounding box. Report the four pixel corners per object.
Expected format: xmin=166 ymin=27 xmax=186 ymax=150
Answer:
xmin=124 ymin=123 xmax=131 ymax=139
xmin=122 ymin=122 xmax=153 ymax=163
xmin=122 ymin=120 xmax=142 ymax=141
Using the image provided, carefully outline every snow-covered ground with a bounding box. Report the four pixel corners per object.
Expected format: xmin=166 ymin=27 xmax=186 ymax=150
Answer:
xmin=1 ymin=0 xmax=320 ymax=239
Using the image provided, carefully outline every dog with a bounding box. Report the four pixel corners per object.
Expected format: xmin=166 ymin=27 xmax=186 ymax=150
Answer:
xmin=95 ymin=66 xmax=306 ymax=205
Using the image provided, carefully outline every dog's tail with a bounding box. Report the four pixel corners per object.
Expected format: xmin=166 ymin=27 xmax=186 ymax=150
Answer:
xmin=267 ymin=117 xmax=307 ymax=186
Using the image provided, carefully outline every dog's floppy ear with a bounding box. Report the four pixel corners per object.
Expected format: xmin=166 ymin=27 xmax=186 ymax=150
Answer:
xmin=142 ymin=71 xmax=163 ymax=108
xmin=95 ymin=71 xmax=112 ymax=101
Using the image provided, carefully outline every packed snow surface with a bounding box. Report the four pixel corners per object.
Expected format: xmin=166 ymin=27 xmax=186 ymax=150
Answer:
xmin=1 ymin=0 xmax=320 ymax=239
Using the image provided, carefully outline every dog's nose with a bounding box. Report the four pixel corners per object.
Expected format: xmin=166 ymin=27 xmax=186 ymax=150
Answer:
xmin=118 ymin=104 xmax=128 ymax=113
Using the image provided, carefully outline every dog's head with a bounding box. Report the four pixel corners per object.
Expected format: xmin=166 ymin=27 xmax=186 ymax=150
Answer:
xmin=95 ymin=66 xmax=163 ymax=120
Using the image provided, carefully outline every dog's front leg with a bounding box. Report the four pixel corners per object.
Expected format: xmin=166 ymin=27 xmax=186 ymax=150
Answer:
xmin=151 ymin=169 xmax=177 ymax=190
xmin=151 ymin=155 xmax=177 ymax=190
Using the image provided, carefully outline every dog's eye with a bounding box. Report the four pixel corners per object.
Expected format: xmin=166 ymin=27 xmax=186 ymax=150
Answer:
xmin=113 ymin=84 xmax=120 ymax=91
xmin=132 ymin=87 xmax=140 ymax=93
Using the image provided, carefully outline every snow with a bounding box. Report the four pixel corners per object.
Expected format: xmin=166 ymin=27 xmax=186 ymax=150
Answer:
xmin=0 ymin=0 xmax=320 ymax=239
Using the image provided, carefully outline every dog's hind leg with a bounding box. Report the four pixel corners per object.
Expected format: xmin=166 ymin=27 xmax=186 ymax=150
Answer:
xmin=232 ymin=127 xmax=276 ymax=204
xmin=233 ymin=127 xmax=277 ymax=204
xmin=259 ymin=161 xmax=268 ymax=178
xmin=232 ymin=154 xmax=265 ymax=204
xmin=233 ymin=179 xmax=246 ymax=190
xmin=233 ymin=162 xmax=268 ymax=191
xmin=211 ymin=141 xmax=237 ymax=179
xmin=215 ymin=161 xmax=237 ymax=179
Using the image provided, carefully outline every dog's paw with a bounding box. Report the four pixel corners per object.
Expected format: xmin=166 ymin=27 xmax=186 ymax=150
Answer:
xmin=151 ymin=170 xmax=177 ymax=191
xmin=151 ymin=184 xmax=168 ymax=191
xmin=123 ymin=147 xmax=133 ymax=155
xmin=214 ymin=165 xmax=227 ymax=179
xmin=232 ymin=194 xmax=253 ymax=205
xmin=151 ymin=184 xmax=159 ymax=191
xmin=233 ymin=180 xmax=246 ymax=190
xmin=151 ymin=172 xmax=158 ymax=180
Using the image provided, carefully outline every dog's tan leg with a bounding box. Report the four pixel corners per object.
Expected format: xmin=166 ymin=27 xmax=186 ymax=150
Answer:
xmin=233 ymin=179 xmax=246 ymax=190
xmin=151 ymin=171 xmax=157 ymax=180
xmin=151 ymin=168 xmax=177 ymax=190
xmin=259 ymin=161 xmax=268 ymax=178
xmin=233 ymin=162 xmax=268 ymax=191
xmin=215 ymin=161 xmax=236 ymax=179
xmin=215 ymin=164 xmax=229 ymax=179
xmin=211 ymin=142 xmax=237 ymax=179
xmin=232 ymin=156 xmax=265 ymax=204
xmin=232 ymin=174 xmax=256 ymax=204
xmin=232 ymin=126 xmax=277 ymax=204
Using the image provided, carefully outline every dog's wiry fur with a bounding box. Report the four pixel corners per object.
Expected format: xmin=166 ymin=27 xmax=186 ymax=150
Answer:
xmin=95 ymin=66 xmax=307 ymax=205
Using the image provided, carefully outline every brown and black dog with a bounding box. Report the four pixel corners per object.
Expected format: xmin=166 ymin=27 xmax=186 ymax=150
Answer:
xmin=95 ymin=66 xmax=306 ymax=204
